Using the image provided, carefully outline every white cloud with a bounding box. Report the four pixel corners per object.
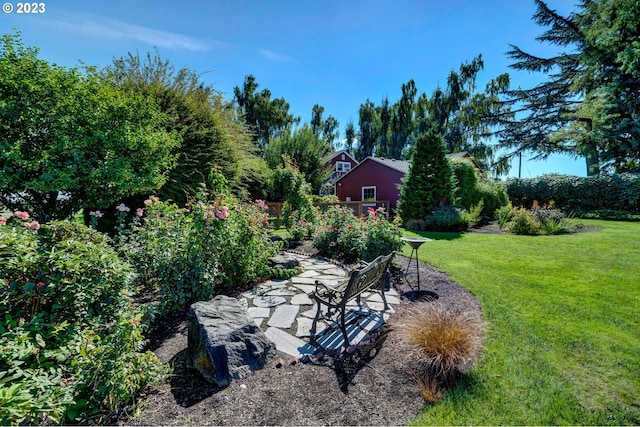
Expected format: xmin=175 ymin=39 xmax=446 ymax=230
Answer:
xmin=258 ymin=48 xmax=294 ymax=63
xmin=47 ymin=13 xmax=229 ymax=52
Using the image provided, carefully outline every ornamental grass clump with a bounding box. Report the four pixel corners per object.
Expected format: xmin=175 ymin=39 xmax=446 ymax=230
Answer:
xmin=395 ymin=302 xmax=483 ymax=402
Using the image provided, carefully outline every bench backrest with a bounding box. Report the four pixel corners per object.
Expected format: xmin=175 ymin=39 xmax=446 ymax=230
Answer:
xmin=343 ymin=253 xmax=394 ymax=302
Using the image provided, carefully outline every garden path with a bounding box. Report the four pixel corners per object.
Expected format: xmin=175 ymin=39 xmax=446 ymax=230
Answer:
xmin=240 ymin=252 xmax=401 ymax=358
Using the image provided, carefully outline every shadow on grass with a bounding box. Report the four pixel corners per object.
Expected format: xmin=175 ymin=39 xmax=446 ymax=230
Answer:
xmin=405 ymin=230 xmax=465 ymax=241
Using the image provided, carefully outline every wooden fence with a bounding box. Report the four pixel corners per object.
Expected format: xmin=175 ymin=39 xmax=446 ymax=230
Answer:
xmin=267 ymin=200 xmax=390 ymax=229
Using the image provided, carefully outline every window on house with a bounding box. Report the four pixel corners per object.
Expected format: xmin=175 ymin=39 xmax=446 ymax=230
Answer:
xmin=336 ymin=161 xmax=351 ymax=173
xmin=362 ymin=186 xmax=376 ymax=202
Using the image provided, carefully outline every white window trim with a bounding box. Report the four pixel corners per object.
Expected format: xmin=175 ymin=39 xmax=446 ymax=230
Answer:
xmin=362 ymin=186 xmax=376 ymax=205
xmin=336 ymin=161 xmax=351 ymax=173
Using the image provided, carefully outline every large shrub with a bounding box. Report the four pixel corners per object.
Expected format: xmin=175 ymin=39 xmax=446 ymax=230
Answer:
xmin=0 ymin=32 xmax=178 ymax=223
xmin=424 ymin=203 xmax=471 ymax=232
xmin=118 ymin=195 xmax=280 ymax=313
xmin=451 ymin=158 xmax=509 ymax=217
xmin=280 ymin=160 xmax=318 ymax=239
xmin=506 ymin=173 xmax=640 ymax=213
xmin=313 ymin=206 xmax=401 ymax=262
xmin=0 ymin=214 xmax=166 ymax=424
xmin=451 ymin=159 xmax=479 ymax=210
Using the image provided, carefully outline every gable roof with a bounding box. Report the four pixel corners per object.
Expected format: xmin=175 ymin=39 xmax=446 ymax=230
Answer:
xmin=335 ymin=152 xmax=482 ymax=183
xmin=329 ymin=150 xmax=358 ymax=164
xmin=335 ymin=156 xmax=408 ymax=182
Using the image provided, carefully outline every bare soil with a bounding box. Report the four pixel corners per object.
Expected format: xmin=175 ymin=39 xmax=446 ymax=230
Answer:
xmin=115 ymin=238 xmax=484 ymax=426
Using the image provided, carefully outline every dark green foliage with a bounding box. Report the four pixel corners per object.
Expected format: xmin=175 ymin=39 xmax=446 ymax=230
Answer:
xmin=119 ymin=196 xmax=280 ymax=312
xmin=278 ymin=159 xmax=318 ymax=232
xmin=313 ymin=206 xmax=401 ymax=262
xmin=233 ymin=74 xmax=300 ymax=153
xmin=501 ymin=0 xmax=640 ymax=174
xmin=0 ymin=32 xmax=179 ymax=222
xmin=0 ymin=219 xmax=166 ymax=424
xmin=475 ymin=179 xmax=509 ymax=217
xmin=398 ymin=129 xmax=455 ymax=222
xmin=451 ymin=159 xmax=508 ymax=217
xmin=424 ymin=204 xmax=470 ymax=232
xmin=357 ymin=99 xmax=378 ymax=160
xmin=102 ymin=51 xmax=262 ymax=205
xmin=422 ymin=56 xmax=511 ymax=172
xmin=452 ymin=160 xmax=479 ymax=210
xmin=310 ymin=103 xmax=340 ymax=146
xmin=265 ymin=124 xmax=332 ymax=194
xmin=506 ymin=173 xmax=640 ymax=212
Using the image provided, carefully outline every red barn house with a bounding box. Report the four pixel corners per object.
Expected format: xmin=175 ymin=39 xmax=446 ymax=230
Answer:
xmin=335 ymin=157 xmax=410 ymax=211
xmin=321 ymin=150 xmax=359 ymax=195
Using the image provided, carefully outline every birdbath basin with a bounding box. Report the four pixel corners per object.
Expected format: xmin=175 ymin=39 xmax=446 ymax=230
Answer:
xmin=400 ymin=237 xmax=432 ymax=248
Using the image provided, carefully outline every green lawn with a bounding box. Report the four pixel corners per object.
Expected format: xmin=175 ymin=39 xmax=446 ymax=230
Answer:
xmin=401 ymin=220 xmax=640 ymax=425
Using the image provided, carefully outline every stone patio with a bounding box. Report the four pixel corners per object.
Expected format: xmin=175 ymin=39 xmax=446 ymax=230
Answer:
xmin=239 ymin=252 xmax=400 ymax=358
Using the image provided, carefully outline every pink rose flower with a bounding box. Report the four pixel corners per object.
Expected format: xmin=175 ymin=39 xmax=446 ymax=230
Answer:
xmin=216 ymin=206 xmax=229 ymax=220
xmin=0 ymin=217 xmax=7 ymax=225
xmin=144 ymin=199 xmax=152 ymax=206
xmin=136 ymin=208 xmax=144 ymax=217
xmin=24 ymin=221 xmax=41 ymax=230
xmin=14 ymin=211 xmax=29 ymax=220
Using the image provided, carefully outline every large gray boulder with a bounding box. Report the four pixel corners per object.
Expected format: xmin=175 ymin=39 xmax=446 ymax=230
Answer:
xmin=187 ymin=295 xmax=276 ymax=387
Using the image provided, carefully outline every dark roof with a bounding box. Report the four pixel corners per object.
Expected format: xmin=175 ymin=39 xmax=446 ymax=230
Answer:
xmin=335 ymin=152 xmax=481 ymax=182
xmin=334 ymin=156 xmax=408 ymax=182
xmin=369 ymin=157 xmax=410 ymax=174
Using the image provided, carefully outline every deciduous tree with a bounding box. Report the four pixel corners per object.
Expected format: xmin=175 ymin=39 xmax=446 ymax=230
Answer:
xmin=0 ymin=32 xmax=178 ymax=221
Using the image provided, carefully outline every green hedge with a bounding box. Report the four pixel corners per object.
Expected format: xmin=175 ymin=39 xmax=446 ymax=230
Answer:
xmin=506 ymin=173 xmax=640 ymax=212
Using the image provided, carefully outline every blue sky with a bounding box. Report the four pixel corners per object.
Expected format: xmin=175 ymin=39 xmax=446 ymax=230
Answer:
xmin=2 ymin=0 xmax=586 ymax=178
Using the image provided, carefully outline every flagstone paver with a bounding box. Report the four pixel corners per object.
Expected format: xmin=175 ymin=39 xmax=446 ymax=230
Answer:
xmin=253 ymin=295 xmax=286 ymax=308
xmin=264 ymin=288 xmax=297 ymax=297
xmin=290 ymin=293 xmax=313 ymax=306
xmin=290 ymin=276 xmax=321 ymax=285
xmin=267 ymin=304 xmax=299 ymax=328
xmin=367 ymin=293 xmax=400 ymax=305
xmin=295 ymin=317 xmax=326 ymax=338
xmin=247 ymin=307 xmax=270 ymax=318
xmin=242 ymin=253 xmax=402 ymax=357
xmin=298 ymin=270 xmax=320 ymax=278
xmin=264 ymin=327 xmax=313 ymax=358
xmin=291 ymin=284 xmax=316 ymax=294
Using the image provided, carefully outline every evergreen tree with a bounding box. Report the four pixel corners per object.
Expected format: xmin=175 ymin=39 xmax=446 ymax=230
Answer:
xmin=501 ymin=0 xmax=640 ymax=174
xmin=397 ymin=128 xmax=454 ymax=223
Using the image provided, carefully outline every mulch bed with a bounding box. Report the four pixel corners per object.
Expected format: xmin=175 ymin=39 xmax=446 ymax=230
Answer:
xmin=116 ymin=238 xmax=484 ymax=426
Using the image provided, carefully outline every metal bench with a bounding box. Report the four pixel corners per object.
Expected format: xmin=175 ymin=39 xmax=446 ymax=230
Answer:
xmin=309 ymin=253 xmax=395 ymax=346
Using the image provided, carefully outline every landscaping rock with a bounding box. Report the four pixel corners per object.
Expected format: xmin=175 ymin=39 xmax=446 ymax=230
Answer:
xmin=268 ymin=253 xmax=299 ymax=270
xmin=186 ymin=295 xmax=276 ymax=387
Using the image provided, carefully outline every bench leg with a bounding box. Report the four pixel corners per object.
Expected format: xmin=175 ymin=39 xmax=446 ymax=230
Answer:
xmin=339 ymin=309 xmax=350 ymax=346
xmin=381 ymin=272 xmax=390 ymax=310
xmin=309 ymin=301 xmax=322 ymax=346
